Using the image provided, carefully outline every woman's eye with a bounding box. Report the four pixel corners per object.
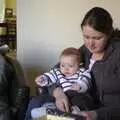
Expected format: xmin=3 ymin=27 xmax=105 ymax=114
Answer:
xmin=84 ymin=35 xmax=89 ymax=39
xmin=93 ymin=37 xmax=101 ymax=40
xmin=84 ymin=35 xmax=103 ymax=40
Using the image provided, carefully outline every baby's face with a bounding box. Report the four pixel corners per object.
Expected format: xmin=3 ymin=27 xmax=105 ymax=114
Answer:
xmin=60 ymin=55 xmax=79 ymax=77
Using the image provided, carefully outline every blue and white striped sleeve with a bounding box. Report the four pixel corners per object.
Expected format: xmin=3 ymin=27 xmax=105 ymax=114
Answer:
xmin=44 ymin=68 xmax=58 ymax=84
xmin=78 ymin=68 xmax=92 ymax=93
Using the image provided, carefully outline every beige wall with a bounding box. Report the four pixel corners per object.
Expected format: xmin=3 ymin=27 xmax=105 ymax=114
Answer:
xmin=0 ymin=0 xmax=5 ymax=22
xmin=17 ymin=0 xmax=120 ymax=95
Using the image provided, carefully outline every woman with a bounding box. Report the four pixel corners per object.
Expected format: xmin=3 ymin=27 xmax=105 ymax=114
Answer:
xmin=53 ymin=7 xmax=120 ymax=120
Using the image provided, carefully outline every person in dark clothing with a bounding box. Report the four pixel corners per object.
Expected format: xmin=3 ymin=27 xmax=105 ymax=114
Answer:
xmin=0 ymin=45 xmax=30 ymax=120
xmin=50 ymin=7 xmax=120 ymax=120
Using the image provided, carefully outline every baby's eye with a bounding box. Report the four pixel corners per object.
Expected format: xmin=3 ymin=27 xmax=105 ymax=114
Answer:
xmin=61 ymin=64 xmax=64 ymax=67
xmin=69 ymin=65 xmax=73 ymax=68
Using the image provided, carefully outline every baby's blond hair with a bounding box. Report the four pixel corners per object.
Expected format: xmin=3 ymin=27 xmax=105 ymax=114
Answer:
xmin=60 ymin=47 xmax=80 ymax=64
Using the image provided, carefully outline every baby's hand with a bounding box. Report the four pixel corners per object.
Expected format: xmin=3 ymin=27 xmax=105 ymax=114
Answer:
xmin=35 ymin=75 xmax=48 ymax=87
xmin=71 ymin=83 xmax=81 ymax=91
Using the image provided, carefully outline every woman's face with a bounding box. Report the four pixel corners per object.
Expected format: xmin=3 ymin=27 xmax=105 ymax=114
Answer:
xmin=82 ymin=25 xmax=108 ymax=54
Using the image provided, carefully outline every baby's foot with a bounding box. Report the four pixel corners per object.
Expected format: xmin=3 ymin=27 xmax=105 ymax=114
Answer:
xmin=31 ymin=107 xmax=47 ymax=119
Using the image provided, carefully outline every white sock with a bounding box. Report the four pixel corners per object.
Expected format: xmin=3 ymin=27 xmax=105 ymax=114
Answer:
xmin=31 ymin=107 xmax=47 ymax=119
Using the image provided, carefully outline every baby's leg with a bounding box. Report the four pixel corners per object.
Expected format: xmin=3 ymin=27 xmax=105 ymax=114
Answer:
xmin=31 ymin=102 xmax=64 ymax=119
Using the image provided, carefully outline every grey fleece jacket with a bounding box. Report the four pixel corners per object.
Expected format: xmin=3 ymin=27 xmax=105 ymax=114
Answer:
xmin=79 ymin=37 xmax=120 ymax=120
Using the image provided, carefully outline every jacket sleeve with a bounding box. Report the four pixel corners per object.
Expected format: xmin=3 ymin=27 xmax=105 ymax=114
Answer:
xmin=0 ymin=54 xmax=12 ymax=120
xmin=5 ymin=56 xmax=30 ymax=120
xmin=95 ymin=56 xmax=120 ymax=120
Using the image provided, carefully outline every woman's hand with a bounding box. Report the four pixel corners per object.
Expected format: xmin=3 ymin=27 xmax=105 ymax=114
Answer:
xmin=80 ymin=111 xmax=97 ymax=120
xmin=52 ymin=87 xmax=70 ymax=112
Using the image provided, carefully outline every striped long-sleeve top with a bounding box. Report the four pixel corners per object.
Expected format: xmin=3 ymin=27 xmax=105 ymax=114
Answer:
xmin=43 ymin=68 xmax=92 ymax=93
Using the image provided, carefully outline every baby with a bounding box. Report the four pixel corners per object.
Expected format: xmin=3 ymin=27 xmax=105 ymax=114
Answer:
xmin=36 ymin=47 xmax=91 ymax=93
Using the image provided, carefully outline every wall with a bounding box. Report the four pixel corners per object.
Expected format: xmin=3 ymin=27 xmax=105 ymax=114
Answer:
xmin=0 ymin=0 xmax=5 ymax=23
xmin=17 ymin=0 xmax=120 ymax=95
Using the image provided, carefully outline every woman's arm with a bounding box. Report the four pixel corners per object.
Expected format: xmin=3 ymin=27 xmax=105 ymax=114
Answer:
xmin=47 ymin=77 xmax=70 ymax=112
xmin=52 ymin=87 xmax=70 ymax=112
